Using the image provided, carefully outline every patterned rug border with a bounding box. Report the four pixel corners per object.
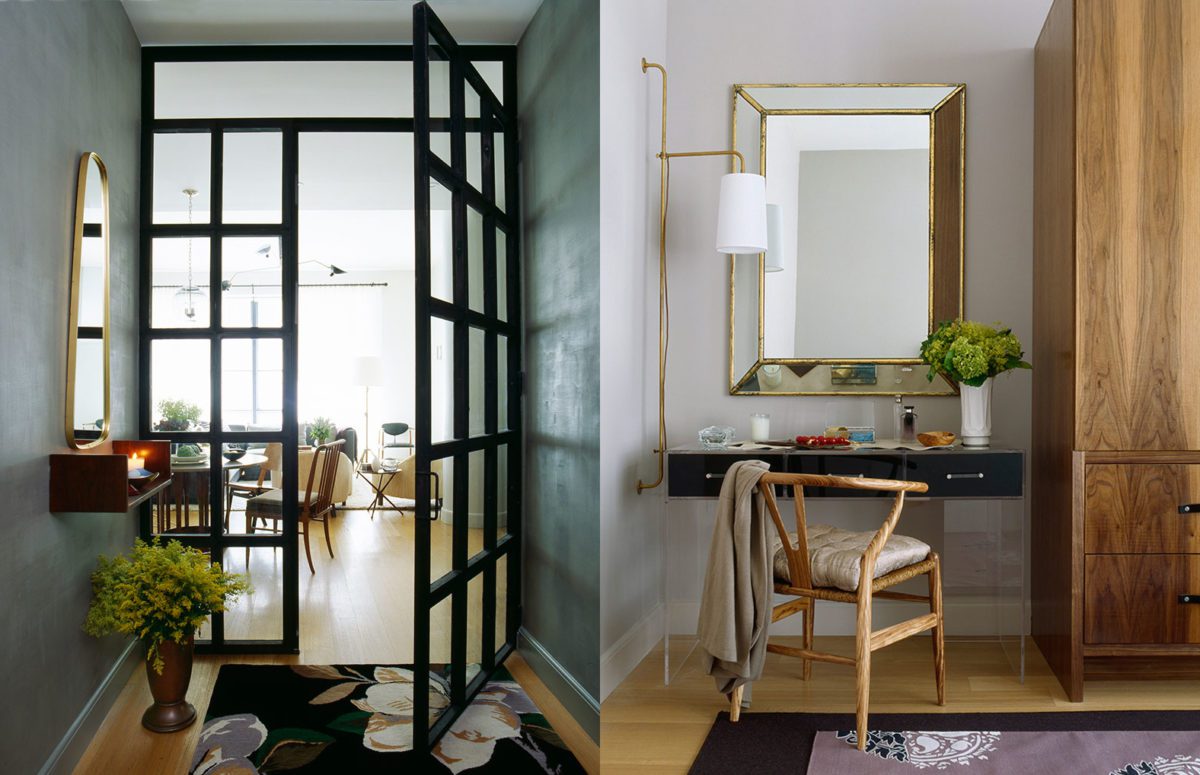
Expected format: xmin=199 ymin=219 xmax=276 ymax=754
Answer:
xmin=689 ymin=710 xmax=1200 ymax=775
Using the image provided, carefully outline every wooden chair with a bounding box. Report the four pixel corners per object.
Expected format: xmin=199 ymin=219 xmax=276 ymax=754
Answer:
xmin=729 ymin=472 xmax=943 ymax=751
xmin=246 ymin=440 xmax=344 ymax=574
xmin=224 ymin=442 xmax=283 ymax=532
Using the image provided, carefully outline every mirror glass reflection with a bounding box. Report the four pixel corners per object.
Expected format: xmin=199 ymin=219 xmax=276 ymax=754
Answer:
xmin=68 ymin=153 xmax=110 ymax=446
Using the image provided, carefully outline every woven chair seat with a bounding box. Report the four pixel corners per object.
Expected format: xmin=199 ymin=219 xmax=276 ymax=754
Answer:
xmin=773 ymin=524 xmax=932 ymax=592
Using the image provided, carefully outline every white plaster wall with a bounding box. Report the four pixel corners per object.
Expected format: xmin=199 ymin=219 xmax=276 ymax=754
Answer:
xmin=598 ymin=0 xmax=668 ymax=700
xmin=600 ymin=0 xmax=1053 ymax=694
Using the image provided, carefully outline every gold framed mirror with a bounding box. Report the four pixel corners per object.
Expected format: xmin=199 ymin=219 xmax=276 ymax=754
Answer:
xmin=66 ymin=151 xmax=111 ymax=449
xmin=729 ymin=83 xmax=965 ymax=396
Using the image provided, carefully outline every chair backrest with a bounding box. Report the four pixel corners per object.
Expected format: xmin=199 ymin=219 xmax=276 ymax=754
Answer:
xmin=757 ymin=472 xmax=928 ymax=590
xmin=303 ymin=439 xmax=346 ymax=515
xmin=257 ymin=442 xmax=283 ymax=487
xmin=380 ymin=422 xmax=412 ymax=449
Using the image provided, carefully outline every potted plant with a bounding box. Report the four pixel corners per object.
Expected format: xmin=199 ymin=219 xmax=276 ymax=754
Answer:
xmin=84 ymin=538 xmax=250 ymax=732
xmin=920 ymin=320 xmax=1031 ymax=447
xmin=154 ymin=398 xmax=202 ymax=432
xmin=308 ymin=416 xmax=335 ymax=446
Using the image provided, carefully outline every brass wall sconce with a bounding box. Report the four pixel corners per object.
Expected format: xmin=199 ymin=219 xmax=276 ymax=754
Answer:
xmin=637 ymin=60 xmax=768 ymax=493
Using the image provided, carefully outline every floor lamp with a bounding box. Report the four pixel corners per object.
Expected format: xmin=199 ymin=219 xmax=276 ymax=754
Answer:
xmin=636 ymin=59 xmax=769 ymax=494
xmin=353 ymin=355 xmax=384 ymax=464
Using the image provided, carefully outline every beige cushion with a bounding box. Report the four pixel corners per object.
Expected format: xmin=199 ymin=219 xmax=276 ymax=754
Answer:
xmin=773 ymin=524 xmax=931 ymax=592
xmin=274 ymin=449 xmax=353 ymax=503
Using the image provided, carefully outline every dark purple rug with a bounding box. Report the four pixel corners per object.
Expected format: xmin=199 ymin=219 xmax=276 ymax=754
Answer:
xmin=690 ymin=710 xmax=1200 ymax=774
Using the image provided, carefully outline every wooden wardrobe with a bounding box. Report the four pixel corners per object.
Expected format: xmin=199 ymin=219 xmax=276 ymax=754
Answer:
xmin=1033 ymin=0 xmax=1200 ymax=701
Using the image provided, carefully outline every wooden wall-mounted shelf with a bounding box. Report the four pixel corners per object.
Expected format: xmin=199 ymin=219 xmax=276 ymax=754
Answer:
xmin=50 ymin=440 xmax=172 ymax=513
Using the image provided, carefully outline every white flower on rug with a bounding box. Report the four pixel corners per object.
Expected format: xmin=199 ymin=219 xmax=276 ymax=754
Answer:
xmin=432 ymin=689 xmax=522 ymax=774
xmin=350 ymin=667 xmax=451 ymax=753
xmin=189 ymin=713 xmax=268 ymax=775
xmin=837 ymin=730 xmax=1001 ymax=769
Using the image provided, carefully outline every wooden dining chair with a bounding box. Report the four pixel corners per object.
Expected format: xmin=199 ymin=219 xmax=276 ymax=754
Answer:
xmin=246 ymin=440 xmax=344 ymax=574
xmin=729 ymin=472 xmax=943 ymax=751
xmin=224 ymin=442 xmax=283 ymax=532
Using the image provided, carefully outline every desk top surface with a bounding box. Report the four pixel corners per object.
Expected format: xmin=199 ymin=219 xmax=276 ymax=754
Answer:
xmin=668 ymin=443 xmax=1023 ymax=456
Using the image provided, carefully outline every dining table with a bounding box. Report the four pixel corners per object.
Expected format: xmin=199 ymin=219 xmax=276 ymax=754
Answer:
xmin=158 ymin=451 xmax=269 ymax=534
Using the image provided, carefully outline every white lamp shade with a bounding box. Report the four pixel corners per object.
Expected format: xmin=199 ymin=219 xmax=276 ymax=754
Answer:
xmin=715 ymin=173 xmax=768 ymax=254
xmin=764 ymin=203 xmax=785 ymax=272
xmin=352 ymin=355 xmax=384 ymax=387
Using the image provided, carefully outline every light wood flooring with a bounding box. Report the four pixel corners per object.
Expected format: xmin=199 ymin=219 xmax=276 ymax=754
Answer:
xmin=600 ymin=635 xmax=1200 ymax=774
xmin=73 ymin=505 xmax=598 ymax=774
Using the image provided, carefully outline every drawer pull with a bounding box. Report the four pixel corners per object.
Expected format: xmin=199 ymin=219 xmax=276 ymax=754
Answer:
xmin=946 ymin=472 xmax=985 ymax=480
xmin=1179 ymin=595 xmax=1200 ymax=604
xmin=1179 ymin=504 xmax=1200 ymax=514
xmin=705 ymin=473 xmax=725 ymax=480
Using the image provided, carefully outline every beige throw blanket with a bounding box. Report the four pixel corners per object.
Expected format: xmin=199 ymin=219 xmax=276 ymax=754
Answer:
xmin=697 ymin=459 xmax=772 ymax=696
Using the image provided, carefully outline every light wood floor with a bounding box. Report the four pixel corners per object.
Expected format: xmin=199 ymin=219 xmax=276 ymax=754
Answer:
xmin=600 ymin=636 xmax=1200 ymax=774
xmin=73 ymin=507 xmax=598 ymax=774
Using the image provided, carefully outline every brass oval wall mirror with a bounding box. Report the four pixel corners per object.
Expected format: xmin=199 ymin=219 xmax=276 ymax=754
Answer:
xmin=65 ymin=152 xmax=111 ymax=449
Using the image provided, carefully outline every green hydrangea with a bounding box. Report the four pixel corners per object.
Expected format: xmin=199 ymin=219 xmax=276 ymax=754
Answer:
xmin=920 ymin=319 xmax=1031 ymax=386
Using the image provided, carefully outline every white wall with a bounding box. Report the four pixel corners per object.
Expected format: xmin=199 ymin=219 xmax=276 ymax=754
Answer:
xmin=600 ymin=0 xmax=1053 ymax=695
xmin=598 ymin=0 xmax=668 ymax=700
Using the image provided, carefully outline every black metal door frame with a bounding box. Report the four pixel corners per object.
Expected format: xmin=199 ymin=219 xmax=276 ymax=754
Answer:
xmin=412 ymin=1 xmax=522 ymax=750
xmin=138 ymin=43 xmax=519 ymax=660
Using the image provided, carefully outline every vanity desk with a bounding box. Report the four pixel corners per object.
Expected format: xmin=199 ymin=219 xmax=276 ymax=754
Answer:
xmin=661 ymin=443 xmax=1026 ymax=682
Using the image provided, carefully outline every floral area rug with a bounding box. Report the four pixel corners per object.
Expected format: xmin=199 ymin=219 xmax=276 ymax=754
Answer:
xmin=690 ymin=710 xmax=1200 ymax=774
xmin=189 ymin=664 xmax=585 ymax=774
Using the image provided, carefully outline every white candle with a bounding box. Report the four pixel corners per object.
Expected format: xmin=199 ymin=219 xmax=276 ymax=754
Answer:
xmin=750 ymin=413 xmax=771 ymax=442
xmin=128 ymin=454 xmax=144 ymax=471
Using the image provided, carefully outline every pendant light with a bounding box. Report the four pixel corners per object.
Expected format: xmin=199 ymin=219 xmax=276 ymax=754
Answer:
xmin=174 ymin=187 xmax=206 ymax=324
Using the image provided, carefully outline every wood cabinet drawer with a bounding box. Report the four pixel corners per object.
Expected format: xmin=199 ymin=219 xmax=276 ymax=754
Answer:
xmin=1085 ymin=464 xmax=1200 ymax=553
xmin=903 ymin=452 xmax=1023 ymax=498
xmin=666 ymin=454 xmax=785 ymax=497
xmin=1085 ymin=554 xmax=1200 ymax=644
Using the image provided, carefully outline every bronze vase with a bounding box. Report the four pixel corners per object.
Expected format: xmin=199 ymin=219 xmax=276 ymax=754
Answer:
xmin=141 ymin=635 xmax=197 ymax=733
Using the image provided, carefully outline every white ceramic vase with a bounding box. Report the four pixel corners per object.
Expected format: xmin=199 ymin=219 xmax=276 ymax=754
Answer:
xmin=959 ymin=377 xmax=993 ymax=447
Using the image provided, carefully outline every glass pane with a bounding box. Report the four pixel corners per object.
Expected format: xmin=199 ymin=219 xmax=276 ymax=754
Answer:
xmin=469 ymin=327 xmax=485 ymax=437
xmin=221 ymin=547 xmax=283 ymax=641
xmin=222 ymin=237 xmax=282 ymax=328
xmin=222 ymin=339 xmax=283 ymax=431
xmin=431 ymin=461 xmax=454 ymax=582
xmin=221 ymin=439 xmax=282 ymax=536
xmin=152 ymin=237 xmax=211 ymax=328
xmin=468 ymin=571 xmax=484 ymax=666
xmin=430 ymin=317 xmax=454 ymax=444
xmin=223 ymin=132 xmax=282 ymax=224
xmin=431 ymin=178 xmax=453 ymax=305
xmin=152 ymin=339 xmax=210 ymax=431
xmin=466 ymin=133 xmax=483 ymax=194
xmin=153 ymin=133 xmax=210 ymax=224
xmin=496 ymin=553 xmax=509 ymax=649
xmin=494 ymin=123 xmax=507 ymax=213
xmin=74 ymin=338 xmax=104 ymax=434
xmin=497 ymin=444 xmax=509 ymax=541
xmin=497 ymin=228 xmax=508 ymax=322
xmin=78 ymin=236 xmax=105 ymax=328
xmin=155 ymin=61 xmax=411 ymax=119
xmin=151 ymin=444 xmax=212 ymax=537
xmin=468 ymin=207 xmax=484 ymax=313
xmin=465 ymin=76 xmax=481 ymax=119
xmin=497 ymin=336 xmax=508 ymax=432
xmin=468 ymin=448 xmax=486 ymax=534
xmin=430 ymin=594 xmax=452 ymax=665
xmin=429 ymin=59 xmax=450 ymax=119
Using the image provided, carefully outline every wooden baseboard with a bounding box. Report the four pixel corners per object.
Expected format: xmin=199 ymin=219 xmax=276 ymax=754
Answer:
xmin=517 ymin=627 xmax=599 ymax=742
xmin=38 ymin=640 xmax=141 ymax=775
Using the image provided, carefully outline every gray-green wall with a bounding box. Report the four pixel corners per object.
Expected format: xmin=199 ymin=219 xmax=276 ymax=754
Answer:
xmin=0 ymin=4 xmax=142 ymax=773
xmin=517 ymin=0 xmax=601 ymax=741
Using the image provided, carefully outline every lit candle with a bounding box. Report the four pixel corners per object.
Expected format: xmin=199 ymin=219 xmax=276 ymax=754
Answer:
xmin=128 ymin=453 xmax=144 ymax=471
xmin=750 ymin=413 xmax=771 ymax=442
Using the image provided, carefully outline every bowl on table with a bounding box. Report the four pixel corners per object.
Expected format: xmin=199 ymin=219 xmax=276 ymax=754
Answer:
xmin=222 ymin=447 xmax=247 ymax=463
xmin=918 ymin=431 xmax=957 ymax=447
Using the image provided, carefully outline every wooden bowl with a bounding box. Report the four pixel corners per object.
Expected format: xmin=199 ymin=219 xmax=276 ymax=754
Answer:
xmin=918 ymin=431 xmax=956 ymax=447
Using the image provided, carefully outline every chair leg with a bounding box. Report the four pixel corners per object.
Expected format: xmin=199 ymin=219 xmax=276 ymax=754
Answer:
xmin=855 ymin=593 xmax=872 ymax=751
xmin=729 ymin=684 xmax=744 ymax=722
xmin=322 ymin=515 xmax=334 ymax=559
xmin=930 ymin=553 xmax=946 ymax=706
xmin=803 ymin=602 xmax=815 ymax=681
xmin=302 ymin=518 xmax=316 ymax=574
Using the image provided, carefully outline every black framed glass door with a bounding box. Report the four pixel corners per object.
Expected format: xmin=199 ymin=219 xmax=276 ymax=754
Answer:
xmin=412 ymin=1 xmax=522 ymax=749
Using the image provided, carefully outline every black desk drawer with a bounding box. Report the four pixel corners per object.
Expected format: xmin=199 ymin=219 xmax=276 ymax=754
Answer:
xmin=905 ymin=452 xmax=1023 ymax=498
xmin=790 ymin=454 xmax=904 ymax=497
xmin=667 ymin=454 xmax=785 ymax=497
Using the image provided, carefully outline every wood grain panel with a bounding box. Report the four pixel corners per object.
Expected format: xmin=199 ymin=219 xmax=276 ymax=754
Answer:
xmin=1085 ymin=464 xmax=1200 ymax=553
xmin=1085 ymin=554 xmax=1200 ymax=644
xmin=931 ymin=89 xmax=963 ymax=327
xmin=1031 ymin=0 xmax=1082 ymax=702
xmin=1076 ymin=0 xmax=1200 ymax=450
